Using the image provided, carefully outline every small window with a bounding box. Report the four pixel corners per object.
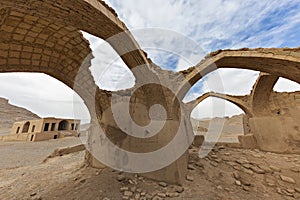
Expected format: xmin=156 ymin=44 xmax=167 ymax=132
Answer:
xmin=16 ymin=127 xmax=20 ymax=134
xmin=44 ymin=123 xmax=50 ymax=131
xmin=75 ymin=123 xmax=79 ymax=130
xmin=31 ymin=125 xmax=35 ymax=132
xmin=71 ymin=123 xmax=75 ymax=130
xmin=50 ymin=123 xmax=56 ymax=131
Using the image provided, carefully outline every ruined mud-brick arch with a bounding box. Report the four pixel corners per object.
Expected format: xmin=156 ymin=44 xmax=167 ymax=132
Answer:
xmin=186 ymin=91 xmax=253 ymax=135
xmin=2 ymin=0 xmax=300 ymax=182
xmin=174 ymin=48 xmax=300 ymax=139
xmin=0 ymin=0 xmax=153 ymax=73
xmin=185 ymin=72 xmax=298 ymax=118
xmin=0 ymin=1 xmax=187 ymax=178
xmin=181 ymin=64 xmax=299 ymax=138
xmin=0 ymin=5 xmax=91 ymax=107
xmin=249 ymin=73 xmax=279 ymax=116
xmin=0 ymin=0 xmax=156 ymax=116
xmin=186 ymin=92 xmax=253 ymax=117
xmin=250 ymin=73 xmax=300 ymax=117
xmin=182 ymin=70 xmax=300 ymax=153
xmin=0 ymin=0 xmax=185 ymax=136
xmin=176 ymin=48 xmax=300 ymax=101
xmin=2 ymin=1 xmax=299 ymax=130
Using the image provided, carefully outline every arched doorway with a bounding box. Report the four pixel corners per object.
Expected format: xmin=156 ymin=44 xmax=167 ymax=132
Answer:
xmin=58 ymin=120 xmax=69 ymax=131
xmin=22 ymin=122 xmax=30 ymax=133
xmin=190 ymin=97 xmax=246 ymax=143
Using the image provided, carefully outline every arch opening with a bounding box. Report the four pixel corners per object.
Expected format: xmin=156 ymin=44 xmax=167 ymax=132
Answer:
xmin=184 ymin=68 xmax=260 ymax=103
xmin=191 ymin=97 xmax=245 ymax=143
xmin=274 ymin=77 xmax=300 ymax=92
xmin=22 ymin=122 xmax=30 ymax=133
xmin=0 ymin=73 xmax=91 ymax=125
xmin=82 ymin=32 xmax=136 ymax=91
xmin=58 ymin=120 xmax=69 ymax=131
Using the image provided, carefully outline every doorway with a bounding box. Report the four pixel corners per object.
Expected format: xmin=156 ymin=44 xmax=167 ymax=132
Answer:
xmin=22 ymin=122 xmax=30 ymax=133
xmin=58 ymin=120 xmax=68 ymax=130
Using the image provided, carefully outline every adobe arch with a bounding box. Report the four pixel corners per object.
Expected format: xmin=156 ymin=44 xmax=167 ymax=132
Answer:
xmin=58 ymin=120 xmax=69 ymax=131
xmin=22 ymin=121 xmax=30 ymax=133
xmin=0 ymin=1 xmax=189 ymax=184
xmin=1 ymin=0 xmax=300 ymax=184
xmin=187 ymin=92 xmax=253 ymax=117
xmin=0 ymin=0 xmax=152 ymax=74
xmin=176 ymin=48 xmax=300 ymax=99
xmin=0 ymin=0 xmax=156 ymax=117
xmin=250 ymin=73 xmax=279 ymax=116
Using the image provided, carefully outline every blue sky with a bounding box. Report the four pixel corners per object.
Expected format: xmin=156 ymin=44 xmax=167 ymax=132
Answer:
xmin=97 ymin=0 xmax=300 ymax=117
xmin=1 ymin=0 xmax=300 ymax=123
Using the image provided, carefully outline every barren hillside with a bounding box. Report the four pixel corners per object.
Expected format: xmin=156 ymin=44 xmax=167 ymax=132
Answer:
xmin=0 ymin=97 xmax=40 ymax=135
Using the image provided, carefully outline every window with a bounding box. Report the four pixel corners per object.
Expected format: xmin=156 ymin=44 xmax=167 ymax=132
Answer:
xmin=22 ymin=122 xmax=30 ymax=133
xmin=44 ymin=123 xmax=50 ymax=131
xmin=50 ymin=123 xmax=56 ymax=131
xmin=71 ymin=123 xmax=75 ymax=130
xmin=75 ymin=123 xmax=79 ymax=130
xmin=31 ymin=125 xmax=35 ymax=132
xmin=16 ymin=127 xmax=20 ymax=134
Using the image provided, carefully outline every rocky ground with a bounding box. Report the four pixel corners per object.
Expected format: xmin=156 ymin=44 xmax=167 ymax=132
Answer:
xmin=0 ymin=139 xmax=299 ymax=200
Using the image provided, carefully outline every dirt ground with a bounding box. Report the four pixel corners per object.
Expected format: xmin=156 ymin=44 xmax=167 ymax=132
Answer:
xmin=0 ymin=137 xmax=84 ymax=169
xmin=0 ymin=139 xmax=299 ymax=200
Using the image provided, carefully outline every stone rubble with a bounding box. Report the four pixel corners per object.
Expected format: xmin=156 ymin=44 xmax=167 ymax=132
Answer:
xmin=110 ymin=146 xmax=300 ymax=199
xmin=280 ymin=175 xmax=296 ymax=184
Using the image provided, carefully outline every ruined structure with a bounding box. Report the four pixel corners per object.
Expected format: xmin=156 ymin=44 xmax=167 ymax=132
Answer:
xmin=0 ymin=0 xmax=299 ymax=184
xmin=187 ymin=73 xmax=300 ymax=154
xmin=0 ymin=118 xmax=80 ymax=142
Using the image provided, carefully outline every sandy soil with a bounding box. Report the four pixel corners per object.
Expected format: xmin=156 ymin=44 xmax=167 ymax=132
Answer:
xmin=0 ymin=140 xmax=299 ymax=200
xmin=0 ymin=137 xmax=84 ymax=169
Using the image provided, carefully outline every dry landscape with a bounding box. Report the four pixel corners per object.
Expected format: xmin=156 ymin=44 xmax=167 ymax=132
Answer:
xmin=0 ymin=100 xmax=299 ymax=199
xmin=0 ymin=1 xmax=300 ymax=199
xmin=0 ymin=139 xmax=299 ymax=200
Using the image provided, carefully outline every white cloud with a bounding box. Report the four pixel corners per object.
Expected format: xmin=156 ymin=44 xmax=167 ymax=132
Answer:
xmin=82 ymin=32 xmax=135 ymax=91
xmin=186 ymin=71 xmax=300 ymax=119
xmin=103 ymin=0 xmax=300 ymax=119
xmin=191 ymin=97 xmax=244 ymax=119
xmin=184 ymin=69 xmax=259 ymax=101
xmin=106 ymin=0 xmax=300 ymax=52
xmin=1 ymin=1 xmax=300 ymax=121
xmin=201 ymin=69 xmax=259 ymax=95
xmin=274 ymin=78 xmax=300 ymax=92
xmin=0 ymin=73 xmax=90 ymax=123
xmin=184 ymin=68 xmax=259 ymax=118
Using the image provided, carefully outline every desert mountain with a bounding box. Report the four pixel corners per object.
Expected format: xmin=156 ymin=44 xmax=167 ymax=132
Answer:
xmin=0 ymin=97 xmax=40 ymax=135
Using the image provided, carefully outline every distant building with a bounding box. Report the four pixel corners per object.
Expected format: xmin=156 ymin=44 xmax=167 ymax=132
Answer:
xmin=0 ymin=118 xmax=80 ymax=142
